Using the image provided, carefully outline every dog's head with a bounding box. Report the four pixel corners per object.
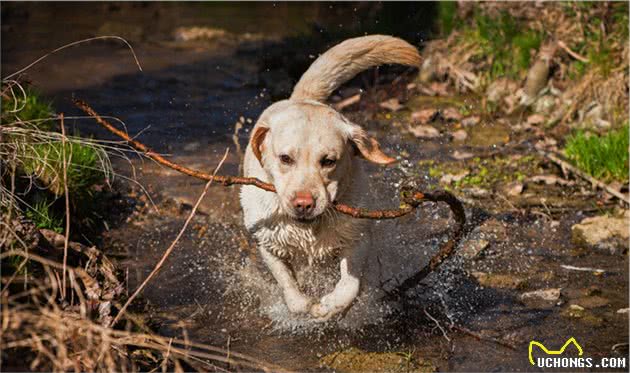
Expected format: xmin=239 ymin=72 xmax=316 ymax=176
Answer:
xmin=249 ymin=100 xmax=394 ymax=221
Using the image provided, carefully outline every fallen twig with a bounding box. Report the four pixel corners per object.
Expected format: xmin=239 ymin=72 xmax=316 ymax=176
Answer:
xmin=560 ymin=264 xmax=605 ymax=274
xmin=74 ymin=99 xmax=466 ymax=296
xmin=111 ymin=148 xmax=230 ymax=327
xmin=59 ymin=114 xmax=71 ymax=300
xmin=541 ymin=150 xmax=629 ymax=205
xmin=424 ymin=309 xmax=451 ymax=342
xmin=332 ymin=93 xmax=361 ymax=111
xmin=557 ymin=40 xmax=589 ymax=63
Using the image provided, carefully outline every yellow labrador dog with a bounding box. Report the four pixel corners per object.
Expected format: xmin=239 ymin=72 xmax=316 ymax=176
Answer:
xmin=240 ymin=35 xmax=420 ymax=321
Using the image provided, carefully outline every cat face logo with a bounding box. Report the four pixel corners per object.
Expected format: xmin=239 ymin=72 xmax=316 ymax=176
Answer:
xmin=528 ymin=337 xmax=584 ymax=365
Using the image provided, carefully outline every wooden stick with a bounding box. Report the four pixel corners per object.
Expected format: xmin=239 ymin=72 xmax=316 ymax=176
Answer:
xmin=74 ymin=99 xmax=467 ymax=295
xmin=542 ymin=150 xmax=629 ymax=205
xmin=73 ymin=98 xmax=424 ymax=219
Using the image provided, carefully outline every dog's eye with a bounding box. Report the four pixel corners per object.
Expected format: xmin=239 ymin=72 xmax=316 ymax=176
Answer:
xmin=279 ymin=154 xmax=294 ymax=165
xmin=320 ymin=157 xmax=336 ymax=168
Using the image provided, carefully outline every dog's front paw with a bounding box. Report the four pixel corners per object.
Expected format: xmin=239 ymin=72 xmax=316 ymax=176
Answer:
xmin=309 ymin=297 xmax=345 ymax=322
xmin=284 ymin=292 xmax=313 ymax=314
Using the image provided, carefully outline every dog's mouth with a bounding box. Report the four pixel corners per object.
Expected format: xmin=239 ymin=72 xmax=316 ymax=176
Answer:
xmin=284 ymin=209 xmax=324 ymax=224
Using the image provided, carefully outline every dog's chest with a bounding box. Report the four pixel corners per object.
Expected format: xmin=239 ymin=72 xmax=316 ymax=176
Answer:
xmin=254 ymin=213 xmax=365 ymax=261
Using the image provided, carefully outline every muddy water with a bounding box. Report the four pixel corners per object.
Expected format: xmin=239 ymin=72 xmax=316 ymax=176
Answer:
xmin=3 ymin=3 xmax=628 ymax=372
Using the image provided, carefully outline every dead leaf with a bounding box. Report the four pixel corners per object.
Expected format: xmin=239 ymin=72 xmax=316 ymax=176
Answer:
xmin=452 ymin=150 xmax=474 ymax=160
xmin=451 ymin=129 xmax=468 ymax=141
xmin=411 ymin=108 xmax=439 ymax=124
xmin=379 ymin=98 xmax=403 ymax=111
xmin=503 ymin=181 xmax=524 ymax=196
xmin=409 ymin=125 xmax=440 ymax=138
xmin=528 ymin=175 xmax=574 ymax=186
xmin=442 ymin=107 xmax=463 ymax=121
xmin=465 ymin=187 xmax=490 ymax=198
xmin=462 ymin=116 xmax=480 ymax=127
xmin=440 ymin=171 xmax=470 ymax=184
xmin=527 ymin=114 xmax=546 ymax=126
xmin=429 ymin=82 xmax=450 ymax=96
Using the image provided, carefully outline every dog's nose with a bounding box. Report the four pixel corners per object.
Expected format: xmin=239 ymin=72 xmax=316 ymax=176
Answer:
xmin=292 ymin=191 xmax=315 ymax=214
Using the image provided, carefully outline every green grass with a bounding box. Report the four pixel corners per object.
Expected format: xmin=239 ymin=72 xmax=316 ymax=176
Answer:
xmin=437 ymin=1 xmax=458 ymax=35
xmin=25 ymin=200 xmax=63 ymax=233
xmin=1 ymin=88 xmax=55 ymax=130
xmin=564 ymin=2 xmax=627 ymax=80
xmin=564 ymin=125 xmax=629 ymax=182
xmin=22 ymin=140 xmax=105 ymax=196
xmin=472 ymin=10 xmax=542 ymax=79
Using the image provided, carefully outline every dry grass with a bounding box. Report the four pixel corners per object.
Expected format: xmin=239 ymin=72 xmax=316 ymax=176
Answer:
xmin=0 ymin=222 xmax=287 ymax=372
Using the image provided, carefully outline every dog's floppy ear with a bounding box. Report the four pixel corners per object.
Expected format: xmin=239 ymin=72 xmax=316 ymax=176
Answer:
xmin=250 ymin=126 xmax=269 ymax=167
xmin=347 ymin=124 xmax=396 ymax=165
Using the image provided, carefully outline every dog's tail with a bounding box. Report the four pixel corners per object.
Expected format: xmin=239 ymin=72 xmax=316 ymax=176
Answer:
xmin=290 ymin=35 xmax=421 ymax=103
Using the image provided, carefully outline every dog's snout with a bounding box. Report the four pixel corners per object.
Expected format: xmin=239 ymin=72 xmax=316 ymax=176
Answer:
xmin=292 ymin=191 xmax=315 ymax=215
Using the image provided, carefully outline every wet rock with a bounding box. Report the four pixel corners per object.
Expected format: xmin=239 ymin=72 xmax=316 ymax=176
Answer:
xmin=460 ymin=239 xmax=489 ymax=259
xmin=451 ymin=129 xmax=468 ymax=141
xmin=461 ymin=116 xmax=480 ymax=127
xmin=411 ymin=109 xmax=439 ymax=124
xmin=409 ymin=125 xmax=440 ymax=139
xmin=486 ymin=78 xmax=519 ymax=104
xmin=574 ymin=295 xmax=610 ymax=309
xmin=472 ymin=272 xmax=527 ymax=289
xmin=520 ymin=288 xmax=561 ymax=309
xmin=320 ymin=348 xmax=435 ymax=373
xmin=571 ymin=211 xmax=629 ymax=254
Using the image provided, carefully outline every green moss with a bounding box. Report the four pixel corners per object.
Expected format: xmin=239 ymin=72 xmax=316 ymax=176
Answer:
xmin=564 ymin=125 xmax=629 ymax=182
xmin=429 ymin=155 xmax=542 ymax=189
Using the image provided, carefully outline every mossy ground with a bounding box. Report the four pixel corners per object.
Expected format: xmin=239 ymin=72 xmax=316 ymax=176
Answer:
xmin=423 ymin=154 xmax=541 ymax=190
